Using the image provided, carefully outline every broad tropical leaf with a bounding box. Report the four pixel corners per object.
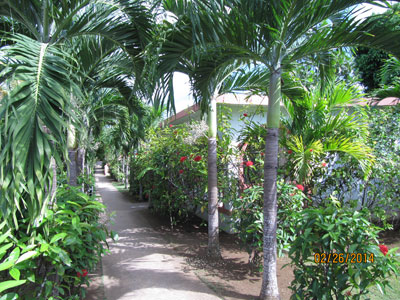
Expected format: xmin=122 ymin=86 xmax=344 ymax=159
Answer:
xmin=0 ymin=35 xmax=76 ymax=228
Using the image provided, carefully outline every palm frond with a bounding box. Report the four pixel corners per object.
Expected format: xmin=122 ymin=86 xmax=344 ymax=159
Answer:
xmin=0 ymin=34 xmax=76 ymax=228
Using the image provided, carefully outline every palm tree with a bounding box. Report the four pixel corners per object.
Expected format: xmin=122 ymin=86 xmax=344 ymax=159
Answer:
xmin=281 ymin=82 xmax=374 ymax=192
xmin=221 ymin=2 xmax=400 ymax=298
xmin=0 ymin=0 xmax=154 ymax=229
xmin=156 ymin=0 xmax=248 ymax=257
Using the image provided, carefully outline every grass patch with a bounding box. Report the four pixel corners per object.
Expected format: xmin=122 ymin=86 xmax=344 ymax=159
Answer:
xmin=111 ymin=181 xmax=129 ymax=194
xmin=365 ymin=275 xmax=400 ymax=299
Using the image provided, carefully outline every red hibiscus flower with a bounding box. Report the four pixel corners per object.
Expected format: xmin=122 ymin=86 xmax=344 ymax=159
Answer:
xmin=296 ymin=184 xmax=304 ymax=192
xmin=243 ymin=113 xmax=248 ymax=117
xmin=322 ymin=162 xmax=327 ymax=167
xmin=180 ymin=156 xmax=187 ymax=163
xmin=179 ymin=169 xmax=184 ymax=174
xmin=245 ymin=161 xmax=254 ymax=167
xmin=194 ymin=155 xmax=202 ymax=162
xmin=379 ymin=244 xmax=388 ymax=256
xmin=309 ymin=149 xmax=313 ymax=152
xmin=288 ymin=150 xmax=293 ymax=154
xmin=169 ymin=124 xmax=173 ymax=128
xmin=77 ymin=269 xmax=88 ymax=278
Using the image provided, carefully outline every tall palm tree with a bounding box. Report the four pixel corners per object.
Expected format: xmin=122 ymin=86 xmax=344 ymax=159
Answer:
xmin=223 ymin=2 xmax=400 ymax=298
xmin=0 ymin=0 xmax=154 ymax=229
xmin=156 ymin=0 xmax=247 ymax=258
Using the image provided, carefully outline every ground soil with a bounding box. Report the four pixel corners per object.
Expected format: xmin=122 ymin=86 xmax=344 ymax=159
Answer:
xmin=144 ymin=210 xmax=294 ymax=300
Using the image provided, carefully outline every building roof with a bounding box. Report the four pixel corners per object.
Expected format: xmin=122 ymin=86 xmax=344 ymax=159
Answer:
xmin=165 ymin=95 xmax=400 ymax=125
xmin=165 ymin=93 xmax=268 ymax=125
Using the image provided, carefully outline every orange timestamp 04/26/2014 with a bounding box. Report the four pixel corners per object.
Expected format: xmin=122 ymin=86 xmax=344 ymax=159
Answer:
xmin=314 ymin=252 xmax=375 ymax=264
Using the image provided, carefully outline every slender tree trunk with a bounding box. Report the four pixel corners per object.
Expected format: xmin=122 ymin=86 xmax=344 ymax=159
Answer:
xmin=68 ymin=150 xmax=78 ymax=186
xmin=124 ymin=156 xmax=129 ymax=190
xmin=260 ymin=67 xmax=281 ymax=300
xmin=67 ymin=123 xmax=78 ymax=186
xmin=207 ymin=97 xmax=221 ymax=258
xmin=49 ymin=157 xmax=57 ymax=208
xmin=77 ymin=148 xmax=85 ymax=191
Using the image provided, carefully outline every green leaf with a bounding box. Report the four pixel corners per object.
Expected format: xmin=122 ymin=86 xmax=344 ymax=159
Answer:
xmin=0 ymin=230 xmax=12 ymax=244
xmin=9 ymin=268 xmax=20 ymax=280
xmin=15 ymin=251 xmax=38 ymax=264
xmin=40 ymin=243 xmax=49 ymax=252
xmin=0 ymin=293 xmax=19 ymax=300
xmin=0 ymin=280 xmax=26 ymax=294
xmin=0 ymin=248 xmax=20 ymax=271
xmin=348 ymin=244 xmax=358 ymax=253
xmin=136 ymin=167 xmax=154 ymax=179
xmin=50 ymin=233 xmax=67 ymax=244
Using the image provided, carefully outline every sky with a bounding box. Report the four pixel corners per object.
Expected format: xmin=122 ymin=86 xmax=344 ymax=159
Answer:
xmin=171 ymin=3 xmax=391 ymax=114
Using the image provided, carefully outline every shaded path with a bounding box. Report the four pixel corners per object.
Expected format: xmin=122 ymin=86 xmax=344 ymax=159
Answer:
xmin=86 ymin=167 xmax=221 ymax=300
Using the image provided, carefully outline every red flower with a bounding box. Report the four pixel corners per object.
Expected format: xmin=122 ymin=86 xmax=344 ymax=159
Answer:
xmin=77 ymin=269 xmax=88 ymax=278
xmin=309 ymin=149 xmax=313 ymax=152
xmin=180 ymin=156 xmax=187 ymax=163
xmin=169 ymin=124 xmax=173 ymax=128
xmin=194 ymin=155 xmax=202 ymax=162
xmin=296 ymin=184 xmax=304 ymax=192
xmin=179 ymin=169 xmax=184 ymax=174
xmin=379 ymin=244 xmax=388 ymax=256
xmin=245 ymin=161 xmax=254 ymax=167
xmin=243 ymin=113 xmax=248 ymax=117
xmin=260 ymin=152 xmax=264 ymax=156
xmin=322 ymin=162 xmax=327 ymax=167
xmin=288 ymin=150 xmax=293 ymax=154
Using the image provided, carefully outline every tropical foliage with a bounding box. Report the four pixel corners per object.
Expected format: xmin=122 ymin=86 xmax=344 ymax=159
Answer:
xmin=0 ymin=183 xmax=116 ymax=299
xmin=289 ymin=204 xmax=399 ymax=300
xmin=1 ymin=0 xmax=400 ymax=299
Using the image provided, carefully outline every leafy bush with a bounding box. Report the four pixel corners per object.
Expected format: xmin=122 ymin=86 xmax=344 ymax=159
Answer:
xmin=231 ymin=179 xmax=308 ymax=265
xmin=288 ymin=204 xmax=400 ymax=299
xmin=0 ymin=185 xmax=116 ymax=299
xmin=312 ymin=105 xmax=400 ymax=226
xmin=130 ymin=121 xmax=209 ymax=227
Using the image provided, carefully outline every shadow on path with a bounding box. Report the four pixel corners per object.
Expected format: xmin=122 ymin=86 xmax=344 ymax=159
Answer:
xmin=85 ymin=167 xmax=221 ymax=300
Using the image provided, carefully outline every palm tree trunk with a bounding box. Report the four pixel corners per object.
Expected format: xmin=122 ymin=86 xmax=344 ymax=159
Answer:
xmin=124 ymin=156 xmax=129 ymax=189
xmin=68 ymin=150 xmax=78 ymax=186
xmin=259 ymin=67 xmax=281 ymax=300
xmin=207 ymin=97 xmax=221 ymax=258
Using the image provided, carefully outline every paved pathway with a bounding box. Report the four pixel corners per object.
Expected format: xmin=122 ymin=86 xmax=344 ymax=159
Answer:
xmin=87 ymin=167 xmax=221 ymax=300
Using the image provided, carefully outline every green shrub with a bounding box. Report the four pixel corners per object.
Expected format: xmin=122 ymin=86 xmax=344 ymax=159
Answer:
xmin=0 ymin=185 xmax=116 ymax=300
xmin=288 ymin=204 xmax=400 ymax=300
xmin=231 ymin=179 xmax=308 ymax=265
xmin=129 ymin=114 xmax=241 ymax=228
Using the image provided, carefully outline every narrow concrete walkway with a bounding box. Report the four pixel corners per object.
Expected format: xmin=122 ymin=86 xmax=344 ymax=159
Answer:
xmin=92 ymin=167 xmax=221 ymax=300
